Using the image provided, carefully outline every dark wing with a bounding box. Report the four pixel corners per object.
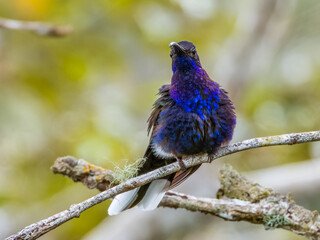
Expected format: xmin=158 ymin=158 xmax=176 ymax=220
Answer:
xmin=147 ymin=84 xmax=172 ymax=136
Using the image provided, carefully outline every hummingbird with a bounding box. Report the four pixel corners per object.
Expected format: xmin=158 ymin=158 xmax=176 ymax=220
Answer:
xmin=108 ymin=41 xmax=236 ymax=215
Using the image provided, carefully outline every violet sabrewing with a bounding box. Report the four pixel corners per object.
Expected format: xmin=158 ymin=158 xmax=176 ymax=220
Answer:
xmin=108 ymin=41 xmax=236 ymax=215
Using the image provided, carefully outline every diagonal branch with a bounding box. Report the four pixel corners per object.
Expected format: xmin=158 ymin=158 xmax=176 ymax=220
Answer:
xmin=6 ymin=131 xmax=320 ymax=240
xmin=53 ymin=157 xmax=320 ymax=239
xmin=0 ymin=17 xmax=73 ymax=37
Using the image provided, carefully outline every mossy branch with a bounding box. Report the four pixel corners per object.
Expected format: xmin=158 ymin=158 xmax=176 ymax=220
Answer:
xmin=52 ymin=158 xmax=320 ymax=239
xmin=6 ymin=130 xmax=320 ymax=240
xmin=162 ymin=165 xmax=320 ymax=240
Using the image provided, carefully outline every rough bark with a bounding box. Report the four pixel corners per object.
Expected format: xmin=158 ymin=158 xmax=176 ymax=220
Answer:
xmin=6 ymin=131 xmax=320 ymax=240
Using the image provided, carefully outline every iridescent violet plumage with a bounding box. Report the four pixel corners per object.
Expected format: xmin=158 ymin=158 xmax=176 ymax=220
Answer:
xmin=151 ymin=41 xmax=236 ymax=159
xmin=108 ymin=41 xmax=236 ymax=215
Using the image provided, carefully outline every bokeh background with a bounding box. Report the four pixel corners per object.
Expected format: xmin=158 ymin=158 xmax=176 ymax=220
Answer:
xmin=1 ymin=0 xmax=320 ymax=239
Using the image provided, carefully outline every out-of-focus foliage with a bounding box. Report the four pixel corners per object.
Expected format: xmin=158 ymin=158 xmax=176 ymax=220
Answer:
xmin=0 ymin=0 xmax=320 ymax=239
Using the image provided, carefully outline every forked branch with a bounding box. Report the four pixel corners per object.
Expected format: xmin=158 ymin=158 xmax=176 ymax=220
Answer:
xmin=6 ymin=131 xmax=320 ymax=240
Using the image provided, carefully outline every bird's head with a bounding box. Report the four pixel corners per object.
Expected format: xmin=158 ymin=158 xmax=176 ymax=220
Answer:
xmin=169 ymin=41 xmax=201 ymax=72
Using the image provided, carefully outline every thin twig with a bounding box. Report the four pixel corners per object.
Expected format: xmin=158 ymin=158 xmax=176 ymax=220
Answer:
xmin=6 ymin=131 xmax=320 ymax=240
xmin=0 ymin=17 xmax=73 ymax=37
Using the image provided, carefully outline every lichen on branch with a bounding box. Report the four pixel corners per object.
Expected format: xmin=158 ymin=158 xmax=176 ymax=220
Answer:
xmin=216 ymin=164 xmax=276 ymax=202
xmin=52 ymin=157 xmax=320 ymax=239
xmin=7 ymin=130 xmax=320 ymax=240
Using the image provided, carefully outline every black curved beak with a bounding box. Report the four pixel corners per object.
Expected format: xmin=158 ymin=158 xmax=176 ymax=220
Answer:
xmin=169 ymin=42 xmax=186 ymax=54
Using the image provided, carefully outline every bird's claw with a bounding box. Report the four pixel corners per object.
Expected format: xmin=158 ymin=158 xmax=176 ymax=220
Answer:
xmin=177 ymin=158 xmax=187 ymax=171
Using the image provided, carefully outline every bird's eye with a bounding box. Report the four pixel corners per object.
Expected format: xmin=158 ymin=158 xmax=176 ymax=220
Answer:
xmin=189 ymin=49 xmax=196 ymax=57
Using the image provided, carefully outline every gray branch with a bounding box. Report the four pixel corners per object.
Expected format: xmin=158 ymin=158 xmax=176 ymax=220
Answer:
xmin=161 ymin=165 xmax=320 ymax=240
xmin=6 ymin=131 xmax=320 ymax=240
xmin=0 ymin=17 xmax=73 ymax=37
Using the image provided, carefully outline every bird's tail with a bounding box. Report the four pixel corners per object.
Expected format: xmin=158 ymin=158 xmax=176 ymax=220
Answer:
xmin=108 ymin=146 xmax=200 ymax=215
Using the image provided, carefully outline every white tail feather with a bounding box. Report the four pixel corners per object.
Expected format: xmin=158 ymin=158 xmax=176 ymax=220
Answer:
xmin=136 ymin=179 xmax=170 ymax=211
xmin=108 ymin=187 xmax=140 ymax=216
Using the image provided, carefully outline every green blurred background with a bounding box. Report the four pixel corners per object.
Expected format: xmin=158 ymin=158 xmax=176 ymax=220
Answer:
xmin=1 ymin=0 xmax=320 ymax=239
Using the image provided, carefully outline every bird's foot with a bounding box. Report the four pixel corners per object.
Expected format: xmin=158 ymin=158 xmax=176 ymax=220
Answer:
xmin=208 ymin=154 xmax=215 ymax=163
xmin=176 ymin=157 xmax=186 ymax=171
